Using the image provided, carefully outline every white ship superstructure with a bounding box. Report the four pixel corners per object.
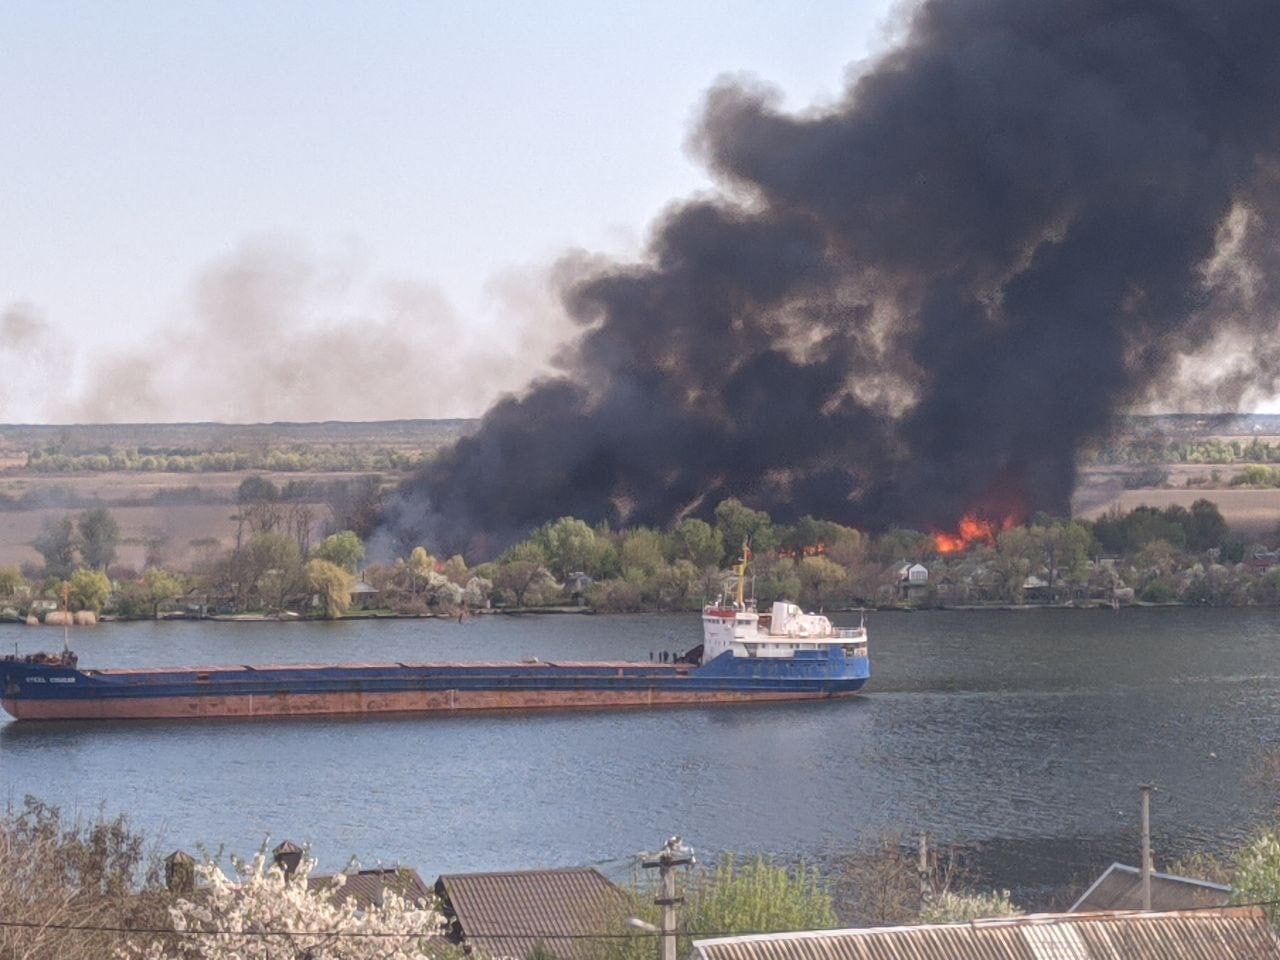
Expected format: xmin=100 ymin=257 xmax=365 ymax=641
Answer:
xmin=700 ymin=550 xmax=868 ymax=663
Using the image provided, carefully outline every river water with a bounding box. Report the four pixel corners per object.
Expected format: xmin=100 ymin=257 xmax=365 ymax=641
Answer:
xmin=1 ymin=608 xmax=1278 ymax=905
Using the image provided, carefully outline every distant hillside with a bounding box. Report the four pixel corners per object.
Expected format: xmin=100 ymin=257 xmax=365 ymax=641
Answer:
xmin=1116 ymin=413 xmax=1280 ymax=438
xmin=3 ymin=413 xmax=1274 ymax=454
xmin=0 ymin=419 xmax=479 ymax=457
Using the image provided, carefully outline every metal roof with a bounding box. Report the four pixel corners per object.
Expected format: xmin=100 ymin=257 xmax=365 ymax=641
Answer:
xmin=1070 ymin=863 xmax=1231 ymax=913
xmin=310 ymin=867 xmax=435 ymax=911
xmin=693 ymin=908 xmax=1280 ymax=960
xmin=436 ymin=867 xmax=624 ymax=960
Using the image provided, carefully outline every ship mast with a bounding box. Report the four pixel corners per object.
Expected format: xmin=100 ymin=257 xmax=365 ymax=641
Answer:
xmin=735 ymin=541 xmax=751 ymax=608
xmin=61 ymin=581 xmax=70 ymax=656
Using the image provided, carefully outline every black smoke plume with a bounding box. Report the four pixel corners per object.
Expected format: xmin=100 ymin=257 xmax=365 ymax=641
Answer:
xmin=389 ymin=0 xmax=1280 ymax=556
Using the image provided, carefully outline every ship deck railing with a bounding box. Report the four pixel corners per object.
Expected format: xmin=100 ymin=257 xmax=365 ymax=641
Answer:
xmin=83 ymin=660 xmax=690 ymax=677
xmin=741 ymin=627 xmax=867 ymax=644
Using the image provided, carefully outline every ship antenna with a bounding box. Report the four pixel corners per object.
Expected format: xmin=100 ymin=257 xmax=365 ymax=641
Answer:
xmin=736 ymin=539 xmax=751 ymax=609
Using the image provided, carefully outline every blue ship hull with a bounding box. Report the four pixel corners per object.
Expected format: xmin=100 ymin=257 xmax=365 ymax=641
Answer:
xmin=0 ymin=648 xmax=870 ymax=721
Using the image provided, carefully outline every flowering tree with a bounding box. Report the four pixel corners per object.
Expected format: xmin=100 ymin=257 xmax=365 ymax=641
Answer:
xmin=120 ymin=853 xmax=448 ymax=960
xmin=424 ymin=571 xmax=464 ymax=608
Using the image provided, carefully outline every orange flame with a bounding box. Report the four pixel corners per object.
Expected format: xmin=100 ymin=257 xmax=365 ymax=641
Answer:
xmin=933 ymin=513 xmax=1016 ymax=555
xmin=934 ymin=473 xmax=1029 ymax=555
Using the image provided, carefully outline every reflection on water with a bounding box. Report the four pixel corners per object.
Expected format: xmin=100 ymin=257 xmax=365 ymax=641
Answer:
xmin=1 ymin=607 xmax=1278 ymax=902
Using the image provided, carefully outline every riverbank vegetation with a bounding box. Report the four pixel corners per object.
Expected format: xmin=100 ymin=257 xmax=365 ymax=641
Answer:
xmin=2 ymin=483 xmax=1279 ymax=621
xmin=11 ymin=792 xmax=1280 ymax=959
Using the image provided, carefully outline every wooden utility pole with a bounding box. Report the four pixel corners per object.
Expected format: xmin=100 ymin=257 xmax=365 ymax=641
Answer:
xmin=918 ymin=833 xmax=931 ymax=901
xmin=1140 ymin=784 xmax=1154 ymax=911
xmin=642 ymin=837 xmax=695 ymax=960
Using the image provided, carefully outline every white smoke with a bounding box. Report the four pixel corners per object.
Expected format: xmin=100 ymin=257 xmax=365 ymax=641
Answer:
xmin=0 ymin=303 xmax=64 ymax=423
xmin=53 ymin=237 xmax=575 ymax=423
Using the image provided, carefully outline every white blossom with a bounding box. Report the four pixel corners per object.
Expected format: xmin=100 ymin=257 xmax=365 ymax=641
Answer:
xmin=463 ymin=576 xmax=492 ymax=607
xmin=119 ymin=852 xmax=447 ymax=960
xmin=425 ymin=572 xmax=465 ymax=607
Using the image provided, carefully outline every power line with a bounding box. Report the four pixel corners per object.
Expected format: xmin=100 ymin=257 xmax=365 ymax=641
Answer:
xmin=0 ymin=919 xmax=645 ymax=940
xmin=1 ymin=897 xmax=1277 ymax=941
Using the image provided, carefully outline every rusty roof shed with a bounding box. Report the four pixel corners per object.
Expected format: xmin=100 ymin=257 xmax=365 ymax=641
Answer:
xmin=693 ymin=908 xmax=1280 ymax=960
xmin=1070 ymin=863 xmax=1231 ymax=913
xmin=435 ymin=867 xmax=624 ymax=960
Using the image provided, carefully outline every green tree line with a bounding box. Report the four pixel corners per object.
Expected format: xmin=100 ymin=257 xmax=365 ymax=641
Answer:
xmin=24 ymin=446 xmax=427 ymax=474
xmin=7 ymin=494 xmax=1279 ymax=620
xmin=1087 ymin=437 xmax=1280 ymax=465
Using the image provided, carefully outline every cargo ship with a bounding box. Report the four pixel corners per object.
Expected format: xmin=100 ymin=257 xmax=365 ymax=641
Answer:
xmin=0 ymin=554 xmax=869 ymax=722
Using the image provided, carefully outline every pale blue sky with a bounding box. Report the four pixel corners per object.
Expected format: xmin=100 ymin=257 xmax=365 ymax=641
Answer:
xmin=1 ymin=1 xmax=900 ymax=422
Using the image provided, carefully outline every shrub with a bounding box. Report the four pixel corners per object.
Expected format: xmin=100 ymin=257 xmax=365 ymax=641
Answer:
xmin=1 ymin=797 xmax=165 ymax=960
xmin=603 ymin=856 xmax=835 ymax=960
xmin=919 ymin=889 xmax=1021 ymax=924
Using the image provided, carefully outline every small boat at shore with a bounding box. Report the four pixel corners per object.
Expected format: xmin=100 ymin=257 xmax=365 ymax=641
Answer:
xmin=0 ymin=552 xmax=869 ymax=722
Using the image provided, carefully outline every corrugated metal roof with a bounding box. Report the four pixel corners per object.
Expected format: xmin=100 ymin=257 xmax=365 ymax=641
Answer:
xmin=693 ymin=908 xmax=1280 ymax=960
xmin=436 ymin=867 xmax=624 ymax=960
xmin=310 ymin=867 xmax=434 ymax=910
xmin=1070 ymin=864 xmax=1231 ymax=913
